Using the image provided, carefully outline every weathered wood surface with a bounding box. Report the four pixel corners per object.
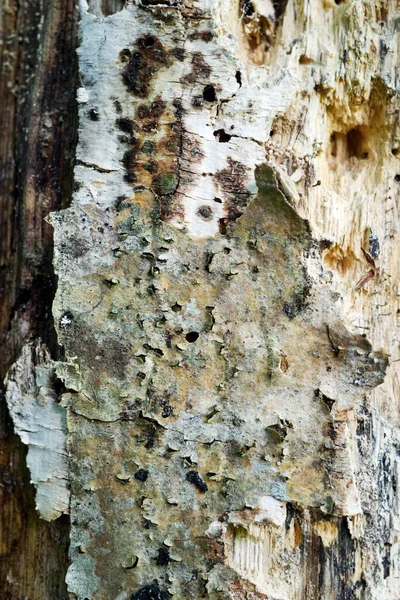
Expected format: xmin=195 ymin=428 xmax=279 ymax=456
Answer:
xmin=3 ymin=0 xmax=400 ymax=599
xmin=0 ymin=0 xmax=78 ymax=597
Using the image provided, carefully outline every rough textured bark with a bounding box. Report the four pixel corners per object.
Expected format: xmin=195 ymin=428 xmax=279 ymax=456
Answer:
xmin=0 ymin=0 xmax=78 ymax=597
xmin=3 ymin=0 xmax=400 ymax=599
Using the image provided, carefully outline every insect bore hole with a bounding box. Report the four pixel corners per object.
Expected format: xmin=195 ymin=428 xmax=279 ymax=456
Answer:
xmin=203 ymin=84 xmax=217 ymax=102
xmin=143 ymin=36 xmax=155 ymax=48
xmin=186 ymin=331 xmax=199 ymax=343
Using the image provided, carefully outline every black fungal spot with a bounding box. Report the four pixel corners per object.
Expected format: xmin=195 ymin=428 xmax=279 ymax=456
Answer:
xmin=155 ymin=547 xmax=171 ymax=566
xmin=131 ymin=582 xmax=170 ymax=600
xmin=122 ymin=148 xmax=139 ymax=183
xmin=203 ymin=84 xmax=217 ymax=102
xmin=186 ymin=470 xmax=208 ymax=493
xmin=88 ymin=108 xmax=99 ymax=121
xmin=213 ymin=129 xmax=232 ymax=143
xmin=197 ymin=205 xmax=213 ymax=220
xmin=172 ymin=47 xmax=185 ymax=61
xmin=137 ymin=104 xmax=150 ymax=119
xmin=116 ymin=117 xmax=134 ymax=134
xmin=135 ymin=469 xmax=149 ymax=482
xmin=185 ymin=331 xmax=199 ymax=343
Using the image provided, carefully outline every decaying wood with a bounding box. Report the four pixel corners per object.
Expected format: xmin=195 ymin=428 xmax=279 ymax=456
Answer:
xmin=0 ymin=0 xmax=78 ymax=597
xmin=3 ymin=0 xmax=400 ymax=599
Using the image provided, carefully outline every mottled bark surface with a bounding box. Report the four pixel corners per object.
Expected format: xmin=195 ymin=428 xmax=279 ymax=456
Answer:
xmin=3 ymin=0 xmax=400 ymax=599
xmin=0 ymin=0 xmax=78 ymax=597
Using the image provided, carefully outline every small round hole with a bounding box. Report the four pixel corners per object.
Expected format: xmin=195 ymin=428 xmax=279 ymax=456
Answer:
xmin=186 ymin=331 xmax=199 ymax=343
xmin=143 ymin=36 xmax=155 ymax=48
xmin=203 ymin=85 xmax=217 ymax=102
xmin=395 ymin=174 xmax=400 ymax=183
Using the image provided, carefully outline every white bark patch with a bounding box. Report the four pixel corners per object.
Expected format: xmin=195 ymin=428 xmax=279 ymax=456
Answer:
xmin=5 ymin=342 xmax=70 ymax=521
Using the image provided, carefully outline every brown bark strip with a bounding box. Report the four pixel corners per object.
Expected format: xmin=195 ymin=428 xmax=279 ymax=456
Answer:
xmin=0 ymin=0 xmax=79 ymax=597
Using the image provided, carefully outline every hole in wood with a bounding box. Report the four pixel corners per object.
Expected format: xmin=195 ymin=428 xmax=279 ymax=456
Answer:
xmin=186 ymin=331 xmax=199 ymax=343
xmin=330 ymin=127 xmax=369 ymax=161
xmin=213 ymin=129 xmax=232 ymax=143
xmin=203 ymin=85 xmax=217 ymax=102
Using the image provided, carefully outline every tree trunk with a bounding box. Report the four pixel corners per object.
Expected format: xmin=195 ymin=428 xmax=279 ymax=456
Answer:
xmin=0 ymin=0 xmax=78 ymax=598
xmin=2 ymin=1 xmax=400 ymax=599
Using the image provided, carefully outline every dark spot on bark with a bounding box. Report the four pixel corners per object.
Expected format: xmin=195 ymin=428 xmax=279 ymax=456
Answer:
xmin=197 ymin=205 xmax=213 ymax=220
xmin=144 ymin=161 xmax=158 ymax=173
xmin=203 ymin=84 xmax=217 ymax=102
xmin=137 ymin=104 xmax=150 ymax=119
xmin=161 ymin=404 xmax=173 ymax=417
xmin=369 ymin=232 xmax=380 ymax=259
xmin=172 ymin=97 xmax=184 ymax=117
xmin=142 ymin=121 xmax=158 ymax=132
xmin=131 ymin=582 xmax=170 ymax=600
xmin=395 ymin=174 xmax=400 ymax=182
xmin=282 ymin=282 xmax=311 ymax=319
xmin=218 ymin=218 xmax=229 ymax=235
xmin=192 ymin=96 xmax=204 ymax=108
xmin=152 ymin=172 xmax=179 ymax=196
xmin=141 ymin=36 xmax=155 ymax=48
xmin=241 ymin=0 xmax=255 ymax=16
xmin=114 ymin=99 xmax=122 ymax=113
xmin=88 ymin=108 xmax=99 ymax=121
xmin=134 ymin=469 xmax=149 ymax=482
xmin=235 ymin=70 xmax=242 ymax=86
xmin=215 ymin=157 xmax=252 ymax=225
xmin=119 ymin=48 xmax=131 ymax=63
xmin=172 ymin=47 xmax=185 ymax=61
xmin=122 ymin=37 xmax=170 ymax=97
xmin=319 ymin=238 xmax=333 ymax=251
xmin=116 ymin=117 xmax=134 ymax=134
xmin=213 ymin=129 xmax=232 ymax=143
xmin=188 ymin=30 xmax=214 ymax=42
xmin=186 ymin=470 xmax=208 ymax=492
xmin=141 ymin=140 xmax=154 ymax=154
xmin=186 ymin=331 xmax=199 ymax=343
xmin=122 ymin=147 xmax=139 ymax=183
xmin=155 ymin=547 xmax=171 ymax=566
xmin=150 ymin=99 xmax=166 ymax=116
xmin=182 ymin=52 xmax=212 ymax=84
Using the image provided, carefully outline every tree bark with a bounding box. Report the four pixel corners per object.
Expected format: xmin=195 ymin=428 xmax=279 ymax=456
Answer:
xmin=2 ymin=1 xmax=400 ymax=599
xmin=0 ymin=0 xmax=78 ymax=597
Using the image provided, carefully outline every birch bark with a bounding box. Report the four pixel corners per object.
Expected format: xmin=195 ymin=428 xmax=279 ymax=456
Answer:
xmin=4 ymin=1 xmax=400 ymax=599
